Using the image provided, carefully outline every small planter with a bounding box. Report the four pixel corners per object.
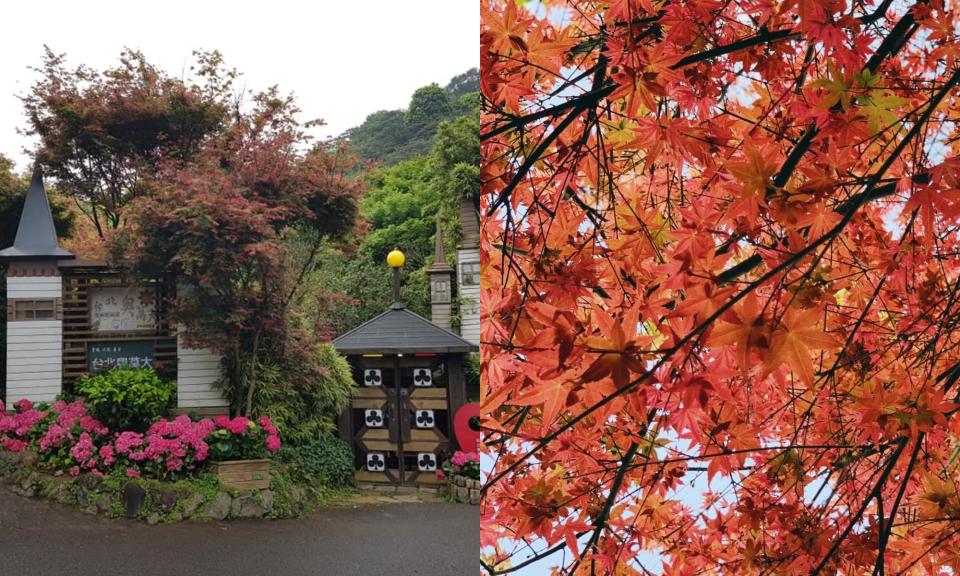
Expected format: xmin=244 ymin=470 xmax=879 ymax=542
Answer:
xmin=211 ymin=459 xmax=271 ymax=491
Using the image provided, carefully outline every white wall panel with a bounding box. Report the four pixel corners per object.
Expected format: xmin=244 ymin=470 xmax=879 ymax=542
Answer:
xmin=6 ymin=280 xmax=63 ymax=404
xmin=176 ymin=327 xmax=229 ymax=408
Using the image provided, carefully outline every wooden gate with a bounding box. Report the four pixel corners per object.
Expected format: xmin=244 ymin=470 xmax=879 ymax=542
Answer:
xmin=348 ymin=355 xmax=451 ymax=487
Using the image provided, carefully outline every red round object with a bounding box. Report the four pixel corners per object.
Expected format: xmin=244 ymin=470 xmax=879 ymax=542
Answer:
xmin=453 ymin=402 xmax=481 ymax=451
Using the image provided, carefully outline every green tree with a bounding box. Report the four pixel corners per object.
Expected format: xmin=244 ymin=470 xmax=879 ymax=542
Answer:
xmin=406 ymin=84 xmax=453 ymax=124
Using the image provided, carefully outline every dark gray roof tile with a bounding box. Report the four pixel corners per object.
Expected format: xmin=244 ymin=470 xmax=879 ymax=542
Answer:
xmin=333 ymin=305 xmax=477 ymax=355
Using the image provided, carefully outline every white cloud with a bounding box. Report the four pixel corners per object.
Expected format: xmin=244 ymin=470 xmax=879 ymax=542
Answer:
xmin=0 ymin=0 xmax=478 ymax=170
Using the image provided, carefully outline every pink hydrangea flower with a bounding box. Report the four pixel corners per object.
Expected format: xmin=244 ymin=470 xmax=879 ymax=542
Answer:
xmin=125 ymin=468 xmax=141 ymax=478
xmin=3 ymin=437 xmax=27 ymax=452
xmin=39 ymin=424 xmax=70 ymax=452
xmin=69 ymin=466 xmax=80 ymax=477
xmin=13 ymin=409 xmax=45 ymax=437
xmin=79 ymin=415 xmax=108 ymax=436
xmin=115 ymin=431 xmax=144 ymax=454
xmin=435 ymin=469 xmax=446 ymax=480
xmin=226 ymin=417 xmax=249 ymax=434
xmin=451 ymin=450 xmax=480 ymax=468
xmin=266 ymin=434 xmax=281 ymax=453
xmin=257 ymin=416 xmax=278 ymax=436
xmin=70 ymin=432 xmax=95 ymax=463
xmin=98 ymin=445 xmax=115 ymax=467
xmin=13 ymin=399 xmax=33 ymax=413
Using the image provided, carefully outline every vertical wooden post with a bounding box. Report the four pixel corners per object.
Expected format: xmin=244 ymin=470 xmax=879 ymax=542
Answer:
xmin=338 ymin=357 xmax=355 ymax=446
xmin=392 ymin=267 xmax=402 ymax=304
xmin=447 ymin=353 xmax=466 ymax=450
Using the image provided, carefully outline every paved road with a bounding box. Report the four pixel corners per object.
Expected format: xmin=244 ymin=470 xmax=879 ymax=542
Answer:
xmin=0 ymin=488 xmax=478 ymax=575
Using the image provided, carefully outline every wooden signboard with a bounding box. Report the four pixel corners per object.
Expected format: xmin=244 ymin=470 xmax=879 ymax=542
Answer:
xmin=89 ymin=287 xmax=156 ymax=333
xmin=88 ymin=341 xmax=155 ymax=373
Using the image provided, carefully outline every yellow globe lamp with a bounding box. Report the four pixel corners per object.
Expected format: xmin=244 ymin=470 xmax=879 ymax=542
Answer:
xmin=387 ymin=248 xmax=406 ymax=268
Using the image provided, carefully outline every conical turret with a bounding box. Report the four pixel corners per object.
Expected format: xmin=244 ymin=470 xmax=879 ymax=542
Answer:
xmin=0 ymin=165 xmax=73 ymax=259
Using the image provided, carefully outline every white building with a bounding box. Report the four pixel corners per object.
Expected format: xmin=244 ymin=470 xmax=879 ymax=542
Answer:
xmin=456 ymin=198 xmax=480 ymax=346
xmin=0 ymin=168 xmax=227 ymax=413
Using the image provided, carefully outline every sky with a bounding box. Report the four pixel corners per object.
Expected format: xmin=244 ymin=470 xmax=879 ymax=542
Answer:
xmin=0 ymin=0 xmax=478 ymax=172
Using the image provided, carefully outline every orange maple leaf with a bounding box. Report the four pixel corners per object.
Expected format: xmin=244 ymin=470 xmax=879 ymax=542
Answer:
xmin=763 ymin=308 xmax=836 ymax=386
xmin=708 ymin=293 xmax=769 ymax=372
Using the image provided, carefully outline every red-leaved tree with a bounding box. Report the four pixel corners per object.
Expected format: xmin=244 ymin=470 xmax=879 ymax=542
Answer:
xmin=116 ymin=90 xmax=362 ymax=416
xmin=481 ymin=0 xmax=960 ymax=573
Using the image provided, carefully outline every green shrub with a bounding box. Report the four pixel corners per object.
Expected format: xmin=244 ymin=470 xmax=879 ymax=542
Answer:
xmin=281 ymin=435 xmax=354 ymax=487
xmin=76 ymin=368 xmax=175 ymax=432
xmin=254 ymin=344 xmax=355 ymax=446
xmin=464 ymin=352 xmax=480 ymax=401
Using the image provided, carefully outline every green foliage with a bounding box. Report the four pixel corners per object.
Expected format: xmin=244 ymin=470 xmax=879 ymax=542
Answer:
xmin=316 ymin=103 xmax=478 ymax=334
xmin=285 ymin=68 xmax=481 ymax=338
xmin=252 ymin=344 xmax=355 ymax=445
xmin=304 ymin=244 xmax=431 ymax=336
xmin=280 ymin=434 xmax=355 ymax=488
xmin=363 ymin=156 xmax=435 ymax=229
xmin=344 ymin=68 xmax=479 ymax=166
xmin=205 ymin=425 xmax=269 ymax=461
xmin=465 ymin=353 xmax=480 ymax=401
xmin=433 ymin=113 xmax=481 ymax=175
xmin=406 ymin=84 xmax=454 ymax=124
xmin=76 ymin=368 xmax=175 ymax=432
xmin=267 ymin=464 xmax=297 ymax=518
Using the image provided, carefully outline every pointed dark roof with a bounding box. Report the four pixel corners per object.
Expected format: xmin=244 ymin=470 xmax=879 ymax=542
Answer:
xmin=0 ymin=166 xmax=73 ymax=260
xmin=428 ymin=214 xmax=453 ymax=273
xmin=333 ymin=305 xmax=476 ymax=355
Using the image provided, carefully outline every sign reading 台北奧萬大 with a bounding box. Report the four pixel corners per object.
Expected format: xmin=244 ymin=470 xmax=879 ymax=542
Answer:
xmin=88 ymin=341 xmax=155 ymax=373
xmin=89 ymin=287 xmax=156 ymax=333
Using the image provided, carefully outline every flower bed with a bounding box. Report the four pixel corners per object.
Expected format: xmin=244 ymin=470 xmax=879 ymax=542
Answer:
xmin=0 ymin=398 xmax=333 ymax=522
xmin=0 ymin=399 xmax=280 ymax=481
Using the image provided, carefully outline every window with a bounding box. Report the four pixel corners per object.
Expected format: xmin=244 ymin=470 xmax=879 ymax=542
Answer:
xmin=460 ymin=261 xmax=480 ymax=286
xmin=431 ymin=278 xmax=451 ymax=302
xmin=8 ymin=299 xmax=60 ymax=321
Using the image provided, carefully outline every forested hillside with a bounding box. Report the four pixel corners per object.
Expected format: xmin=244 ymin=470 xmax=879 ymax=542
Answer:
xmin=308 ymin=68 xmax=480 ymax=337
xmin=343 ymin=68 xmax=478 ymax=167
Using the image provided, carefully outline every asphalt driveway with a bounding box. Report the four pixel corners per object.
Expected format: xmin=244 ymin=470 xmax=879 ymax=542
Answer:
xmin=0 ymin=488 xmax=478 ymax=575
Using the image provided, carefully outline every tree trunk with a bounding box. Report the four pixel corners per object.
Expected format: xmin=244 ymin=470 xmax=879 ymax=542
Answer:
xmin=243 ymin=330 xmax=261 ymax=416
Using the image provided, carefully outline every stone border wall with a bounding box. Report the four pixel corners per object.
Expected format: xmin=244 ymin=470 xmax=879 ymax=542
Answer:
xmin=444 ymin=474 xmax=480 ymax=505
xmin=0 ymin=449 xmax=311 ymax=523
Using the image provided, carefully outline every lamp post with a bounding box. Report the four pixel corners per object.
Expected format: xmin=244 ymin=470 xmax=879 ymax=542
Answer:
xmin=386 ymin=248 xmax=405 ymax=307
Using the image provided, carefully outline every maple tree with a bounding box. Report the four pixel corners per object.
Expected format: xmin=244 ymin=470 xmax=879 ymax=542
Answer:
xmin=481 ymin=0 xmax=960 ymax=574
xmin=21 ymin=48 xmax=231 ymax=236
xmin=114 ymin=89 xmax=363 ymax=417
